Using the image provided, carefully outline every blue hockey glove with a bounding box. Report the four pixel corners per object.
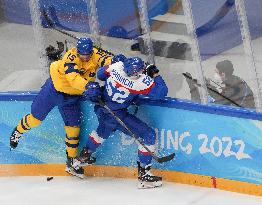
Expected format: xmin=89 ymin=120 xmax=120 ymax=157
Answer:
xmin=84 ymin=82 xmax=102 ymax=102
xmin=144 ymin=64 xmax=159 ymax=78
xmin=85 ymin=82 xmax=100 ymax=90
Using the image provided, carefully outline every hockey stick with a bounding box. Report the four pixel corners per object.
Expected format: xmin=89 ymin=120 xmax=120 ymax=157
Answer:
xmin=42 ymin=7 xmax=115 ymax=56
xmin=183 ymin=72 xmax=242 ymax=107
xmin=97 ymin=98 xmax=175 ymax=163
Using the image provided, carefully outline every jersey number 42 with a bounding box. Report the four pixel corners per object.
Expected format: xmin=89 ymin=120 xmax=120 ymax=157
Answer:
xmin=106 ymin=78 xmax=130 ymax=103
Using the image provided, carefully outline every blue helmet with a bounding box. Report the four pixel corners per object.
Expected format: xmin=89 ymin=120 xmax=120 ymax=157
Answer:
xmin=123 ymin=57 xmax=145 ymax=76
xmin=107 ymin=26 xmax=128 ymax=38
xmin=77 ymin=38 xmax=93 ymax=55
xmin=111 ymin=54 xmax=127 ymax=64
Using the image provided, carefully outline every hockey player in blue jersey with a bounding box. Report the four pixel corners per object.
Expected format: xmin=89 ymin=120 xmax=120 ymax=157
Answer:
xmin=76 ymin=56 xmax=168 ymax=188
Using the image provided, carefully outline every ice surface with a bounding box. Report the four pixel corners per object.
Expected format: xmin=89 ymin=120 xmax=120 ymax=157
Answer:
xmin=0 ymin=176 xmax=261 ymax=205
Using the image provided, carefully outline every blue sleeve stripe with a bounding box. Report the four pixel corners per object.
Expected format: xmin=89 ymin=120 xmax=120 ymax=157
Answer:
xmin=64 ymin=63 xmax=79 ymax=74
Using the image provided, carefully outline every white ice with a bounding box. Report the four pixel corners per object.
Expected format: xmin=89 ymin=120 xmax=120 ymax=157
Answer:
xmin=0 ymin=176 xmax=261 ymax=205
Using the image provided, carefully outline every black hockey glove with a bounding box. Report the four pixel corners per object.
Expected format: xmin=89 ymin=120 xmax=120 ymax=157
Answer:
xmin=144 ymin=64 xmax=159 ymax=78
xmin=45 ymin=41 xmax=65 ymax=62
xmin=56 ymin=41 xmax=64 ymax=52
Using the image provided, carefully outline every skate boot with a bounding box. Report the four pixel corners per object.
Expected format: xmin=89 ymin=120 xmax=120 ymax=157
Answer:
xmin=137 ymin=161 xmax=162 ymax=189
xmin=65 ymin=156 xmax=85 ymax=179
xmin=76 ymin=147 xmax=96 ymax=167
xmin=10 ymin=128 xmax=23 ymax=150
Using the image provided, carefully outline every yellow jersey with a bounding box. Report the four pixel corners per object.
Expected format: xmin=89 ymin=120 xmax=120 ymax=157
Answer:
xmin=50 ymin=47 xmax=113 ymax=95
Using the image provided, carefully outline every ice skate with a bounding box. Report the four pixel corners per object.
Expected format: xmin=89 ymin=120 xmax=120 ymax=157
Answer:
xmin=65 ymin=156 xmax=85 ymax=179
xmin=76 ymin=147 xmax=96 ymax=167
xmin=137 ymin=161 xmax=162 ymax=189
xmin=10 ymin=128 xmax=23 ymax=150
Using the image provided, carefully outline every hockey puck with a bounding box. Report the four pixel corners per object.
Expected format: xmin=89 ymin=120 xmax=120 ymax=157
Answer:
xmin=47 ymin=177 xmax=54 ymax=181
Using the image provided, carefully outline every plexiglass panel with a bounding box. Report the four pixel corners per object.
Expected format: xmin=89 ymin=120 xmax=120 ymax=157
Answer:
xmin=244 ymin=0 xmax=262 ymax=111
xmin=189 ymin=0 xmax=258 ymax=110
xmin=0 ymin=0 xmax=46 ymax=92
xmin=2 ymin=0 xmax=262 ymax=111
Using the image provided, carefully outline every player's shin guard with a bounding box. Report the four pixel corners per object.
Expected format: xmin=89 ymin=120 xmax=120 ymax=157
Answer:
xmin=64 ymin=126 xmax=84 ymax=178
xmin=137 ymin=144 xmax=162 ymax=189
xmin=64 ymin=126 xmax=80 ymax=158
xmin=86 ymin=130 xmax=105 ymax=152
xmin=10 ymin=114 xmax=41 ymax=149
xmin=138 ymin=144 xmax=155 ymax=165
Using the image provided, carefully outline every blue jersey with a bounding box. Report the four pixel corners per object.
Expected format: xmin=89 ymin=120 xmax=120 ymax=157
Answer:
xmin=97 ymin=62 xmax=168 ymax=110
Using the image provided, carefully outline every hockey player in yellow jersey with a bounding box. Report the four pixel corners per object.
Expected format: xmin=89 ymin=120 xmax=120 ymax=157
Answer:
xmin=50 ymin=39 xmax=112 ymax=95
xmin=9 ymin=38 xmax=113 ymax=178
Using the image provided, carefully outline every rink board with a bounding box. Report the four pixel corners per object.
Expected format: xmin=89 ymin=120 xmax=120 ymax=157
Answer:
xmin=0 ymin=93 xmax=261 ymax=196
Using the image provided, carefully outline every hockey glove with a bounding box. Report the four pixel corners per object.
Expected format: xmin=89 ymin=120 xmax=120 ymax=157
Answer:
xmin=85 ymin=82 xmax=100 ymax=90
xmin=84 ymin=82 xmax=102 ymax=102
xmin=56 ymin=41 xmax=64 ymax=52
xmin=145 ymin=64 xmax=159 ymax=78
xmin=45 ymin=41 xmax=64 ymax=62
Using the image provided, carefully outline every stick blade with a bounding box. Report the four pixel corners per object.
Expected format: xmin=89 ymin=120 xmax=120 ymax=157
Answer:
xmin=156 ymin=153 xmax=175 ymax=163
xmin=182 ymin=72 xmax=192 ymax=79
xmin=182 ymin=72 xmax=188 ymax=78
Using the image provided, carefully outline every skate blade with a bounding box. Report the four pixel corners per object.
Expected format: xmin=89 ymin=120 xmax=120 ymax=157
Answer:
xmin=10 ymin=145 xmax=17 ymax=151
xmin=65 ymin=167 xmax=84 ymax=179
xmin=79 ymin=162 xmax=94 ymax=167
xmin=137 ymin=180 xmax=163 ymax=189
xmin=78 ymin=158 xmax=96 ymax=167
